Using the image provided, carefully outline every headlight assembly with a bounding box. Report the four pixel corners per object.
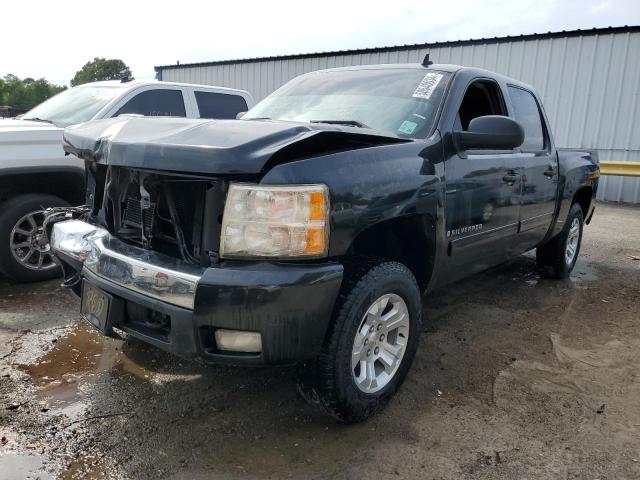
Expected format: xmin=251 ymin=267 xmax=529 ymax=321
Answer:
xmin=220 ymin=184 xmax=329 ymax=258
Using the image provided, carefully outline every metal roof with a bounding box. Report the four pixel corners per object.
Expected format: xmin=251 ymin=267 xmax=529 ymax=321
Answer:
xmin=155 ymin=25 xmax=640 ymax=71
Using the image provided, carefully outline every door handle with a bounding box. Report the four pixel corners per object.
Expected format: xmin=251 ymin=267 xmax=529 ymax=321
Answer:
xmin=544 ymin=166 xmax=557 ymax=178
xmin=502 ymin=173 xmax=520 ymax=183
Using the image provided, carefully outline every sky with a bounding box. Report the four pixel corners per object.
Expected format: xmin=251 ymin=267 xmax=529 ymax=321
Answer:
xmin=2 ymin=0 xmax=639 ymax=86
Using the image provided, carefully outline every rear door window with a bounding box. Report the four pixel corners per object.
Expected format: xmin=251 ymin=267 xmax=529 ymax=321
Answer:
xmin=507 ymin=87 xmax=545 ymax=151
xmin=195 ymin=91 xmax=248 ymax=119
xmin=115 ymin=89 xmax=186 ymax=117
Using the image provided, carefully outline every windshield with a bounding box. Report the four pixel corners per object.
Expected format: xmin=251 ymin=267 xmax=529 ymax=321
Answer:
xmin=23 ymin=85 xmax=126 ymax=127
xmin=244 ymin=68 xmax=450 ymax=139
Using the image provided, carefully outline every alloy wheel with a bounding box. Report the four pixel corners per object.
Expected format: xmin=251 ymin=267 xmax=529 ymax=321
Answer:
xmin=9 ymin=210 xmax=56 ymax=271
xmin=565 ymin=217 xmax=580 ymax=265
xmin=351 ymin=293 xmax=410 ymax=394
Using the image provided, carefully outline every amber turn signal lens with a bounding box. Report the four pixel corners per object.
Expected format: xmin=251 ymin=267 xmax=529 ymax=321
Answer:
xmin=305 ymin=227 xmax=325 ymax=255
xmin=309 ymin=191 xmax=325 ymax=221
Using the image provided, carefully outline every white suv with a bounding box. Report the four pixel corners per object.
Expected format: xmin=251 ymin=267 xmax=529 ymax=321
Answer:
xmin=0 ymin=80 xmax=253 ymax=281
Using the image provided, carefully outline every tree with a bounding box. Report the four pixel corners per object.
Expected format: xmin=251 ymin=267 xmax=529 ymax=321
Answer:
xmin=0 ymin=74 xmax=65 ymax=110
xmin=70 ymin=57 xmax=133 ymax=86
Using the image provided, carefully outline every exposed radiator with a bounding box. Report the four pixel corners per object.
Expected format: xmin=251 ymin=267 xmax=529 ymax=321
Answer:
xmin=123 ymin=196 xmax=155 ymax=233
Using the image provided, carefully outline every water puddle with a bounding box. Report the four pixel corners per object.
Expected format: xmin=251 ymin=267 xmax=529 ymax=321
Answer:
xmin=0 ymin=452 xmax=53 ymax=480
xmin=18 ymin=323 xmax=152 ymax=419
xmin=61 ymin=456 xmax=108 ymax=480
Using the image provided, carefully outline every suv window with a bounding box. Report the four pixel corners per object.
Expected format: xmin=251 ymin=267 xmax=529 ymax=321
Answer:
xmin=195 ymin=91 xmax=248 ymax=119
xmin=457 ymin=80 xmax=506 ymax=131
xmin=507 ymin=87 xmax=545 ymax=151
xmin=115 ymin=89 xmax=186 ymax=117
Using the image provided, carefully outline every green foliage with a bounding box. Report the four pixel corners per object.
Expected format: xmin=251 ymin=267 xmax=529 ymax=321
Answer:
xmin=0 ymin=74 xmax=66 ymax=110
xmin=70 ymin=58 xmax=133 ymax=86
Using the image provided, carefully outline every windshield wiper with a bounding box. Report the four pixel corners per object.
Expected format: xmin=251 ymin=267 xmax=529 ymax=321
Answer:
xmin=23 ymin=117 xmax=53 ymax=124
xmin=310 ymin=119 xmax=370 ymax=129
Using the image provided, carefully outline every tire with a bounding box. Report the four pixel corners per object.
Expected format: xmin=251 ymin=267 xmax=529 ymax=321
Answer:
xmin=536 ymin=203 xmax=584 ymax=279
xmin=0 ymin=193 xmax=70 ymax=282
xmin=297 ymin=258 xmax=422 ymax=423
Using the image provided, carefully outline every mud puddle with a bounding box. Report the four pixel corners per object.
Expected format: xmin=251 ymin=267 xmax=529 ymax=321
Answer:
xmin=0 ymin=452 xmax=53 ymax=480
xmin=17 ymin=323 xmax=151 ymax=420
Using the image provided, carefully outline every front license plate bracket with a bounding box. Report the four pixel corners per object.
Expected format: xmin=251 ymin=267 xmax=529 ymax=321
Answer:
xmin=80 ymin=281 xmax=122 ymax=336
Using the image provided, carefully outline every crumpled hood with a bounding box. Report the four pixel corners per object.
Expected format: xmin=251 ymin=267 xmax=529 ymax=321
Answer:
xmin=63 ymin=116 xmax=408 ymax=175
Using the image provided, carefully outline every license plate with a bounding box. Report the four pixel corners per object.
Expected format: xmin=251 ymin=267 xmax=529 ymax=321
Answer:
xmin=81 ymin=281 xmax=112 ymax=333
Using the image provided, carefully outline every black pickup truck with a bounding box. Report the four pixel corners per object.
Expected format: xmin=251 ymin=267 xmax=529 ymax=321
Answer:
xmin=46 ymin=62 xmax=599 ymax=422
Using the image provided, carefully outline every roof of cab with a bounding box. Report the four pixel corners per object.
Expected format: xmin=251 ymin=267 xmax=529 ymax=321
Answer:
xmin=306 ymin=62 xmax=462 ymax=74
xmin=304 ymin=62 xmax=535 ymax=91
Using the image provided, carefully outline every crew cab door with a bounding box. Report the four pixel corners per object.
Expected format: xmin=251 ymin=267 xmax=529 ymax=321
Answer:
xmin=189 ymin=89 xmax=250 ymax=119
xmin=443 ymin=79 xmax=522 ymax=279
xmin=103 ymin=86 xmax=190 ymax=119
xmin=506 ymin=86 xmax=558 ymax=251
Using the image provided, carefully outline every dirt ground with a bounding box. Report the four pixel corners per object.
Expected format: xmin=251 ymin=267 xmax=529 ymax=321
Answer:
xmin=0 ymin=203 xmax=639 ymax=480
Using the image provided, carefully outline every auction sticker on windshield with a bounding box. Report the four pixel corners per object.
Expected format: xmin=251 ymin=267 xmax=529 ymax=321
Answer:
xmin=413 ymin=73 xmax=443 ymax=100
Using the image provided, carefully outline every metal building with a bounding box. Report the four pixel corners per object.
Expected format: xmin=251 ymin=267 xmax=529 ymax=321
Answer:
xmin=156 ymin=26 xmax=640 ymax=203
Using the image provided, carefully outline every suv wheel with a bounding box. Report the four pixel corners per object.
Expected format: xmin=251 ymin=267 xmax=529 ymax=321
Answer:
xmin=297 ymin=258 xmax=422 ymax=423
xmin=536 ymin=202 xmax=584 ymax=279
xmin=0 ymin=194 xmax=70 ymax=282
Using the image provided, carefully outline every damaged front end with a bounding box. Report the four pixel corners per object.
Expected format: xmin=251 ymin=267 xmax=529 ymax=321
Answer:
xmin=46 ymin=115 xmax=402 ymax=302
xmin=45 ymin=162 xmax=226 ymax=310
xmin=43 ymin=116 xmax=353 ymax=363
xmin=84 ymin=164 xmax=226 ymax=265
xmin=44 ymin=158 xmax=343 ymax=363
xmin=47 ymin=218 xmax=203 ymax=310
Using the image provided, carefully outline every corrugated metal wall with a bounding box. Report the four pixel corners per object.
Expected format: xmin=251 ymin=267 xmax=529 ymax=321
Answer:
xmin=158 ymin=29 xmax=640 ymax=203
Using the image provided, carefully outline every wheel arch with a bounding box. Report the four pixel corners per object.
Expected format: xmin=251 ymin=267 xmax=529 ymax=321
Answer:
xmin=344 ymin=214 xmax=436 ymax=293
xmin=0 ymin=166 xmax=85 ymax=206
xmin=572 ymin=185 xmax=593 ymax=221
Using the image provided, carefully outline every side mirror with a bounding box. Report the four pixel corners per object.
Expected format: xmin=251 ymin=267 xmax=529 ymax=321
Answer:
xmin=453 ymin=115 xmax=524 ymax=152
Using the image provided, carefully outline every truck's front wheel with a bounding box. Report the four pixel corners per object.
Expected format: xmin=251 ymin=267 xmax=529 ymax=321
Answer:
xmin=0 ymin=194 xmax=70 ymax=282
xmin=297 ymin=259 xmax=422 ymax=423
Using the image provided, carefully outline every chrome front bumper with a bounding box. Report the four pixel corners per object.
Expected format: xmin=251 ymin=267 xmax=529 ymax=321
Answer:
xmin=50 ymin=220 xmax=204 ymax=309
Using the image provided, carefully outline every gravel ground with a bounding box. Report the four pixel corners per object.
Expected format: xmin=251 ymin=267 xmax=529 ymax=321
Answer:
xmin=0 ymin=203 xmax=639 ymax=480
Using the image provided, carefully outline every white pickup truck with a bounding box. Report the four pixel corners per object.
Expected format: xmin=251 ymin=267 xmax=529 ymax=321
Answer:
xmin=0 ymin=80 xmax=253 ymax=281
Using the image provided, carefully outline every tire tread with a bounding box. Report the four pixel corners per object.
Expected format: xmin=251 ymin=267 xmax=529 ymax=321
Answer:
xmin=297 ymin=256 xmax=421 ymax=422
xmin=536 ymin=203 xmax=584 ymax=279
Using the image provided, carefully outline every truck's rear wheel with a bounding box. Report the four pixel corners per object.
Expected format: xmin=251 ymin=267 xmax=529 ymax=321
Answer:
xmin=536 ymin=203 xmax=584 ymax=279
xmin=297 ymin=259 xmax=422 ymax=423
xmin=0 ymin=194 xmax=70 ymax=282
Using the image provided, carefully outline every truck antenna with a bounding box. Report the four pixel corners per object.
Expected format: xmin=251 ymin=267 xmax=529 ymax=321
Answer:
xmin=422 ymin=54 xmax=433 ymax=66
